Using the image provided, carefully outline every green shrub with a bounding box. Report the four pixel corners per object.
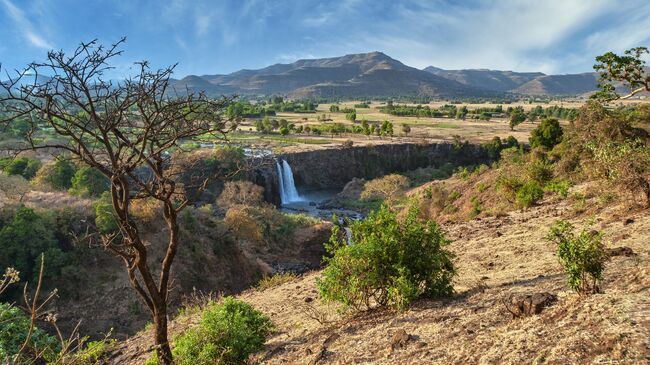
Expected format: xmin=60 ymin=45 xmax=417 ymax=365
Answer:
xmin=33 ymin=158 xmax=78 ymax=190
xmin=46 ymin=337 xmax=116 ymax=365
xmin=529 ymin=118 xmax=563 ymax=149
xmin=317 ymin=205 xmax=454 ymax=311
xmin=526 ymin=158 xmax=554 ymax=184
xmin=94 ymin=192 xmax=118 ymax=234
xmin=3 ymin=157 xmax=41 ymax=180
xmin=447 ymin=190 xmax=462 ymax=202
xmin=0 ymin=207 xmax=67 ymax=283
xmin=546 ymin=220 xmax=606 ymax=294
xmin=69 ymin=167 xmax=110 ymax=197
xmin=516 ymin=181 xmax=544 ymax=208
xmin=0 ymin=303 xmax=59 ymax=362
xmin=171 ymin=297 xmax=273 ymax=365
xmin=544 ymin=180 xmax=571 ymax=198
xmin=470 ymin=196 xmax=482 ymax=217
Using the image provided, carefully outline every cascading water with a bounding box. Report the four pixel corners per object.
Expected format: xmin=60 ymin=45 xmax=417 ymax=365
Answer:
xmin=276 ymin=159 xmax=303 ymax=204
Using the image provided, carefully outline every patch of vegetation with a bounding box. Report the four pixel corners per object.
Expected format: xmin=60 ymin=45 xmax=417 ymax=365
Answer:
xmin=546 ymin=220 xmax=606 ymax=295
xmin=257 ymin=272 xmax=297 ymax=291
xmin=149 ymin=297 xmax=273 ymax=365
xmin=529 ymin=118 xmax=563 ymax=149
xmin=0 ymin=302 xmax=59 ymax=362
xmin=360 ymin=174 xmax=410 ymax=203
xmin=318 ymin=205 xmax=454 ymax=311
xmin=1 ymin=157 xmax=41 ymax=180
xmin=516 ymin=181 xmax=544 ymax=208
xmin=69 ymin=166 xmax=110 ymax=198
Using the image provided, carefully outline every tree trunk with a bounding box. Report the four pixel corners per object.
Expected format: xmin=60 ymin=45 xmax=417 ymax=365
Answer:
xmin=153 ymin=302 xmax=173 ymax=365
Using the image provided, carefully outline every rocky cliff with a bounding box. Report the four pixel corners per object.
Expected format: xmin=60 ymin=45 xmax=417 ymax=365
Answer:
xmin=256 ymin=142 xmax=492 ymax=205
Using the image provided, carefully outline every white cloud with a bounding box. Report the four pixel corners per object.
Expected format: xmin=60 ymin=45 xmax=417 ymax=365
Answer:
xmin=293 ymin=0 xmax=648 ymax=74
xmin=1 ymin=0 xmax=53 ymax=50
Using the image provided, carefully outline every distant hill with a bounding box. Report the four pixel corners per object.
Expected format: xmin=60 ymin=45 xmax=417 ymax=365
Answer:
xmin=512 ymin=73 xmax=599 ymax=95
xmin=423 ymin=66 xmax=600 ymax=96
xmin=423 ymin=67 xmax=545 ymax=92
xmin=164 ymin=52 xmax=612 ymax=98
xmin=170 ymin=52 xmax=498 ymax=98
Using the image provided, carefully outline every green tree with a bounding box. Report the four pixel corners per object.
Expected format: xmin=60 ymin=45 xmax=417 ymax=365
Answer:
xmin=44 ymin=157 xmax=77 ymax=190
xmin=593 ymin=46 xmax=650 ymax=101
xmin=361 ymin=119 xmax=370 ymax=136
xmin=509 ymin=107 xmax=526 ymax=130
xmin=401 ymin=123 xmax=411 ymax=137
xmin=279 ymin=126 xmax=289 ymax=136
xmin=529 ymin=118 xmax=563 ymax=149
xmin=380 ymin=120 xmax=393 ymax=137
xmin=345 ymin=111 xmax=356 ymax=123
xmin=329 ymin=104 xmax=340 ymax=112
xmin=0 ymin=207 xmax=66 ymax=283
xmin=318 ymin=205 xmax=455 ymax=311
xmin=69 ymin=166 xmax=110 ymax=197
xmin=3 ymin=157 xmax=41 ymax=180
xmin=455 ymin=106 xmax=468 ymax=119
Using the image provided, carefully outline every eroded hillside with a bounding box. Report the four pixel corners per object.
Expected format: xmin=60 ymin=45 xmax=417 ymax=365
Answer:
xmin=111 ymin=187 xmax=650 ymax=364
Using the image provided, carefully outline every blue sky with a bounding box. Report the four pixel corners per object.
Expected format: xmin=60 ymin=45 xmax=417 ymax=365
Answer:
xmin=1 ymin=0 xmax=649 ymax=78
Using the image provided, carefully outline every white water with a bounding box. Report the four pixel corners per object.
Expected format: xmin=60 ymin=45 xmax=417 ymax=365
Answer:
xmin=277 ymin=159 xmax=303 ymax=204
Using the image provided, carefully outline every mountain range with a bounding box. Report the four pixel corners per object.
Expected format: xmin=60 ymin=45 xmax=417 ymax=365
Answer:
xmin=170 ymin=51 xmax=602 ymax=99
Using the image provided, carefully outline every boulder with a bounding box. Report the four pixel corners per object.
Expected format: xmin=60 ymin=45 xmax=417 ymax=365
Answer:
xmin=503 ymin=292 xmax=556 ymax=318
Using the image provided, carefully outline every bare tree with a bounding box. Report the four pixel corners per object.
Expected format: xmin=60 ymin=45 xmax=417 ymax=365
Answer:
xmin=0 ymin=38 xmax=237 ymax=364
xmin=593 ymin=46 xmax=650 ymax=101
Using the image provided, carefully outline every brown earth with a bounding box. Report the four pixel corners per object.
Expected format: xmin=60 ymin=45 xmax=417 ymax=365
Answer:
xmin=113 ymin=188 xmax=650 ymax=364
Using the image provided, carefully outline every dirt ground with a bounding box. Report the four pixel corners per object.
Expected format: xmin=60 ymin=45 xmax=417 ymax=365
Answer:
xmin=113 ymin=187 xmax=650 ymax=364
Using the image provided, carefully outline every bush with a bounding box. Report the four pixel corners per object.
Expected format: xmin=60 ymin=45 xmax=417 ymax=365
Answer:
xmin=526 ymin=158 xmax=554 ymax=184
xmin=2 ymin=157 xmax=41 ymax=180
xmin=47 ymin=337 xmax=116 ymax=365
xmin=0 ymin=207 xmax=67 ymax=283
xmin=360 ymin=174 xmax=410 ymax=202
xmin=94 ymin=192 xmax=119 ymax=234
xmin=217 ymin=181 xmax=264 ymax=211
xmin=69 ymin=166 xmax=110 ymax=198
xmin=544 ymin=180 xmax=571 ymax=198
xmin=317 ymin=205 xmax=455 ymax=311
xmin=529 ymin=118 xmax=563 ymax=149
xmin=171 ymin=297 xmax=273 ymax=365
xmin=516 ymin=181 xmax=544 ymax=208
xmin=546 ymin=220 xmax=606 ymax=294
xmin=0 ymin=303 xmax=59 ymax=362
xmin=35 ymin=157 xmax=77 ymax=190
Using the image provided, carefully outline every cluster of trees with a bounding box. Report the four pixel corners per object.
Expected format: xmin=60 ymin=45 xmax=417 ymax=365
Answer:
xmin=0 ymin=156 xmax=109 ymax=198
xmin=308 ymin=119 xmax=395 ymax=138
xmin=226 ymin=98 xmax=318 ymax=119
xmin=507 ymin=105 xmax=578 ymax=130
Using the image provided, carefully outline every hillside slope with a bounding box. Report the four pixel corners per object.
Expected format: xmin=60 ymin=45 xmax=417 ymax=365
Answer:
xmin=112 ymin=189 xmax=650 ymax=364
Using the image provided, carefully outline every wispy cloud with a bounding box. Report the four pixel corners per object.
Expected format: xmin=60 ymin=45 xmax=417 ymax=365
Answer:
xmin=1 ymin=0 xmax=53 ymax=50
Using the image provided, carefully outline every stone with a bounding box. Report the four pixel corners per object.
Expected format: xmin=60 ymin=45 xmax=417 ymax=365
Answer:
xmin=606 ymin=246 xmax=636 ymax=257
xmin=304 ymin=296 xmax=314 ymax=303
xmin=623 ymin=218 xmax=635 ymax=225
xmin=390 ymin=329 xmax=411 ymax=351
xmin=503 ymin=292 xmax=556 ymax=318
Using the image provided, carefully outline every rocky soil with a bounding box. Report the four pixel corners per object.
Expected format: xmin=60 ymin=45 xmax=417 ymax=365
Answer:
xmin=112 ymin=192 xmax=650 ymax=364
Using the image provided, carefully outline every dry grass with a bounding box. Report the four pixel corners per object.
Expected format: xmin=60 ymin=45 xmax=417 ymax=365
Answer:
xmin=113 ymin=189 xmax=650 ymax=364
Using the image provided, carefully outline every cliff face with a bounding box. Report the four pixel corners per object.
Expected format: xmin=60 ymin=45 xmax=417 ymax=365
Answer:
xmin=256 ymin=142 xmax=492 ymax=204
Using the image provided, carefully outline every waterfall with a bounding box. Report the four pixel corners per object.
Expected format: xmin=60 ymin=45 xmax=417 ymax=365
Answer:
xmin=276 ymin=159 xmax=303 ymax=204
